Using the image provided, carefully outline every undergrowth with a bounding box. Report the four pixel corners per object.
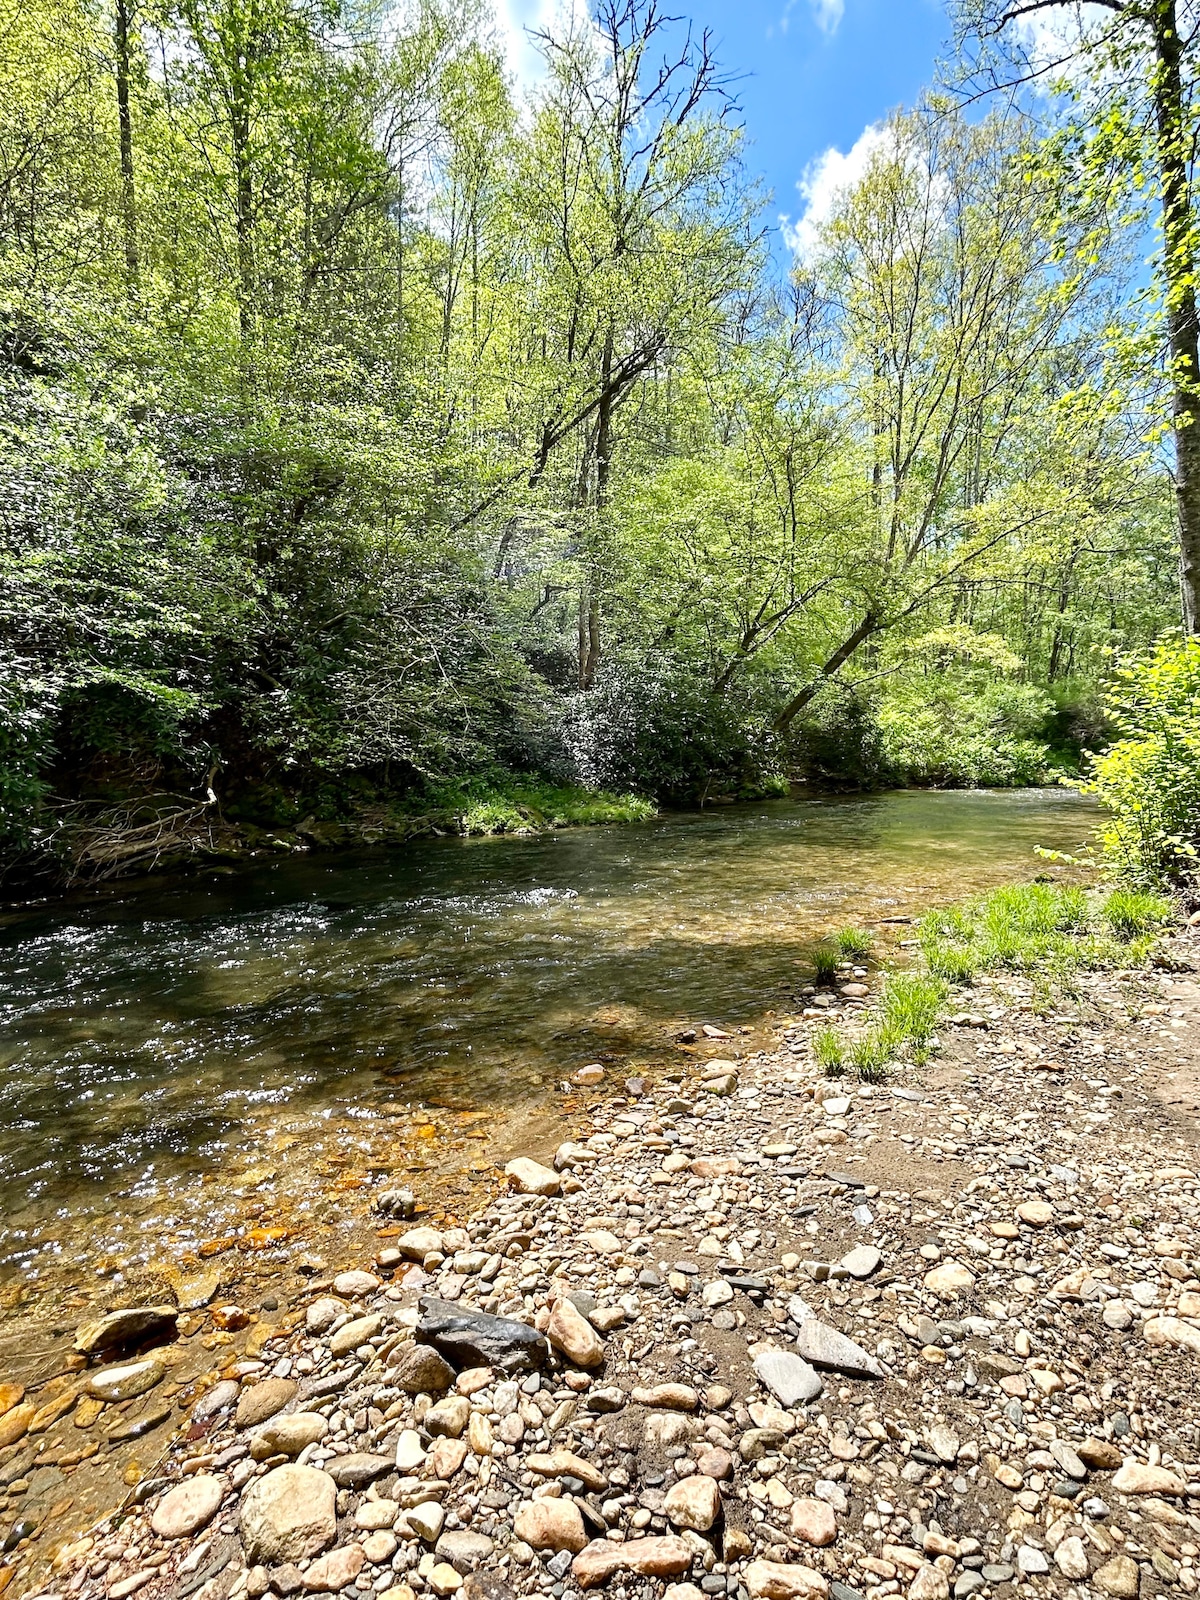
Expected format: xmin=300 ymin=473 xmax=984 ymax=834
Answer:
xmin=424 ymin=778 xmax=656 ymax=836
xmin=816 ymin=881 xmax=1174 ymax=1082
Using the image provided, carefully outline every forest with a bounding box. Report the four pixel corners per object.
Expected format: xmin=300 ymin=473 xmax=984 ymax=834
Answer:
xmin=1 ymin=0 xmax=1198 ymax=886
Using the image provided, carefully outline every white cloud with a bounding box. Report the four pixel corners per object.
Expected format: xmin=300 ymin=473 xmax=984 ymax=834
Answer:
xmin=492 ymin=0 xmax=560 ymax=92
xmin=782 ymin=121 xmax=890 ymax=261
xmin=810 ymin=0 xmax=844 ymax=34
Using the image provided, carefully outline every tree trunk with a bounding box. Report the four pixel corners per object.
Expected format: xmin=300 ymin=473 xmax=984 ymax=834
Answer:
xmin=774 ymin=614 xmax=880 ymax=733
xmin=114 ymin=0 xmax=138 ymax=294
xmin=1152 ymin=0 xmax=1200 ymax=631
xmin=233 ymin=106 xmax=253 ymax=343
xmin=579 ymin=329 xmax=615 ymax=689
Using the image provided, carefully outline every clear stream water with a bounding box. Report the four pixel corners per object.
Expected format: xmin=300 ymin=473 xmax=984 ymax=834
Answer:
xmin=0 ymin=788 xmax=1097 ymax=1289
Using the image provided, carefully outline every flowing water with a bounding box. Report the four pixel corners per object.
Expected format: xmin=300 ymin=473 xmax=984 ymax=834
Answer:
xmin=0 ymin=788 xmax=1097 ymax=1296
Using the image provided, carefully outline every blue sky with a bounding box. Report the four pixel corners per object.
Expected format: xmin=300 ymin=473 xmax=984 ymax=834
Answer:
xmin=497 ymin=0 xmax=953 ymax=260
xmin=677 ymin=0 xmax=950 ymax=250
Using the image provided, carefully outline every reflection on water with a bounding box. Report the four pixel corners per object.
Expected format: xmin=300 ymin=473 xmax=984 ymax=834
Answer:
xmin=0 ymin=788 xmax=1096 ymax=1281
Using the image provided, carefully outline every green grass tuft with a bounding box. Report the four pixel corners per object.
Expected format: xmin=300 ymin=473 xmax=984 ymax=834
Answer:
xmin=1100 ymin=888 xmax=1173 ymax=939
xmin=813 ymin=1025 xmax=846 ymax=1076
xmin=847 ymin=1028 xmax=895 ymax=1081
xmin=831 ymin=926 xmax=874 ymax=960
xmin=880 ymin=971 xmax=946 ymax=1063
xmin=811 ymin=945 xmax=841 ymax=985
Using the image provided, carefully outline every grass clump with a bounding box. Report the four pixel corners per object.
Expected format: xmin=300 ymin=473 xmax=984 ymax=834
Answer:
xmin=819 ymin=879 xmax=1175 ymax=1081
xmin=1100 ymin=888 xmax=1173 ymax=939
xmin=831 ymin=926 xmax=873 ymax=960
xmin=813 ymin=1025 xmax=846 ymax=1076
xmin=879 ymin=971 xmax=946 ymax=1063
xmin=920 ymin=882 xmax=1112 ymax=980
xmin=810 ymin=945 xmax=841 ymax=985
xmin=846 ymin=1030 xmax=894 ymax=1081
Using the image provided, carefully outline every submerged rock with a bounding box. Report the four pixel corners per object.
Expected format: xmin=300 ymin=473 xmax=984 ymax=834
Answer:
xmin=87 ymin=1357 xmax=165 ymax=1402
xmin=74 ymin=1305 xmax=177 ymax=1356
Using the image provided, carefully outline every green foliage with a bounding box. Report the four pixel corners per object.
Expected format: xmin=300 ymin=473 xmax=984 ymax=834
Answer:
xmin=879 ymin=971 xmax=947 ymax=1060
xmin=877 ymin=675 xmax=1053 ymax=788
xmin=824 ymin=876 xmax=1171 ymax=1080
xmin=1088 ymin=639 xmax=1200 ymax=886
xmin=425 ymin=777 xmax=655 ymax=837
xmin=847 ymin=1030 xmax=894 ymax=1081
xmin=0 ymin=0 xmax=1183 ymax=877
xmin=810 ymin=945 xmax=840 ymax=985
xmin=1100 ymin=888 xmax=1174 ymax=939
xmin=832 ymin=926 xmax=873 ymax=959
xmin=919 ymin=881 xmax=1160 ymax=981
xmin=813 ymin=1025 xmax=846 ymax=1076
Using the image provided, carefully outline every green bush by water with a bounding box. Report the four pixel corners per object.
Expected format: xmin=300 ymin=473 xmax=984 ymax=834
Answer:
xmin=425 ymin=777 xmax=656 ymax=837
xmin=1101 ymin=888 xmax=1174 ymax=938
xmin=1088 ymin=638 xmax=1200 ymax=886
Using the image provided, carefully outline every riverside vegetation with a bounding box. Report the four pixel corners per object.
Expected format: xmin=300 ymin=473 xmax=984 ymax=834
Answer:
xmin=4 ymin=0 xmax=1200 ymax=886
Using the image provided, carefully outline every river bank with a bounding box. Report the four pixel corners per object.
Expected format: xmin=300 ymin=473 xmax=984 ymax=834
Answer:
xmin=1 ymin=783 xmax=659 ymax=905
xmin=7 ymin=918 xmax=1200 ymax=1600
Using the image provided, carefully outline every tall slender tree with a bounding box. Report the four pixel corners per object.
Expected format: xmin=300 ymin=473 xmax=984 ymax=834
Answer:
xmin=957 ymin=0 xmax=1200 ymax=632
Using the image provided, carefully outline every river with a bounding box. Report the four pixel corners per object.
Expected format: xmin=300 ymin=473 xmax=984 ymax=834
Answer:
xmin=0 ymin=788 xmax=1096 ymax=1301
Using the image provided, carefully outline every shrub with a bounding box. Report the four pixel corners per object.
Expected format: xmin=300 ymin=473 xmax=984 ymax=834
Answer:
xmin=561 ymin=654 xmax=782 ymax=803
xmin=1089 ymin=638 xmax=1200 ymax=885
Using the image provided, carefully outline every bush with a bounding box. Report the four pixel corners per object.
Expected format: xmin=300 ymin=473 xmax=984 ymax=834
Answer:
xmin=877 ymin=677 xmax=1053 ymax=788
xmin=562 ymin=654 xmax=782 ymax=802
xmin=422 ymin=776 xmax=655 ymax=836
xmin=1089 ymin=637 xmax=1200 ymax=885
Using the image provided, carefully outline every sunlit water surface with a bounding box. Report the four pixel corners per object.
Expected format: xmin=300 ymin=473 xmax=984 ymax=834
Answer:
xmin=0 ymin=789 xmax=1097 ymax=1288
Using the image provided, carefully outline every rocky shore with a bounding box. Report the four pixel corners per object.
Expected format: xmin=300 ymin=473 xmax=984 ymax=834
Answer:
xmin=6 ymin=935 xmax=1200 ymax=1600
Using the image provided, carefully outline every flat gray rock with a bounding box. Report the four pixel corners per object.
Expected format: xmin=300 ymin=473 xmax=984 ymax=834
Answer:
xmin=793 ymin=1318 xmax=885 ymax=1379
xmin=752 ymin=1348 xmax=824 ymax=1406
xmin=417 ymin=1296 xmax=549 ymax=1373
xmin=323 ymin=1453 xmax=393 ymax=1488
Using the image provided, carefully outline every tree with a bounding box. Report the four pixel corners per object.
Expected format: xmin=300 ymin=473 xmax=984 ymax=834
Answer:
xmin=499 ymin=0 xmax=755 ymax=686
xmin=956 ymin=0 xmax=1200 ymax=632
xmin=771 ymin=108 xmax=1115 ymax=730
